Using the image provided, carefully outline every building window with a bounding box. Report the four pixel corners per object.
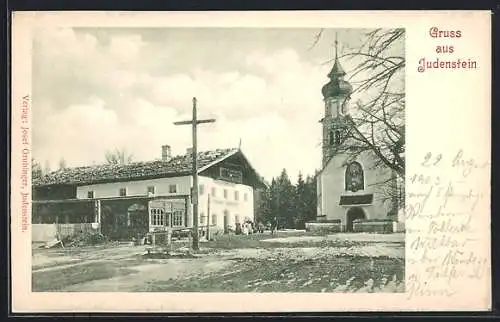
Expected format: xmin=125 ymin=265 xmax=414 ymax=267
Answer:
xmin=199 ymin=184 xmax=204 ymax=195
xmin=211 ymin=187 xmax=216 ymax=197
xmin=224 ymin=189 xmax=228 ymax=199
xmin=212 ymin=214 xmax=217 ymax=225
xmin=235 ymin=215 xmax=240 ymax=224
xmin=169 ymin=184 xmax=177 ymax=193
xmin=173 ymin=210 xmax=184 ymax=227
xmin=87 ymin=191 xmax=94 ymax=199
xmin=150 ymin=208 xmax=166 ymax=226
xmin=219 ymin=167 xmax=243 ymax=184
xmin=147 ymin=186 xmax=156 ymax=195
xmin=200 ymin=212 xmax=205 ymax=224
xmin=244 ymin=193 xmax=248 ymax=202
xmin=234 ymin=191 xmax=239 ymax=201
xmin=345 ymin=161 xmax=364 ymax=192
xmin=119 ymin=188 xmax=127 ymax=197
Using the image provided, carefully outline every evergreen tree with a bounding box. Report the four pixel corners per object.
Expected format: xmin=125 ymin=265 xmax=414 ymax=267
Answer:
xmin=294 ymin=172 xmax=307 ymax=229
xmin=274 ymin=169 xmax=295 ymax=229
xmin=255 ymin=187 xmax=272 ymax=225
xmin=258 ymin=169 xmax=319 ymax=230
xmin=303 ymin=174 xmax=318 ymax=223
xmin=268 ymin=177 xmax=279 ymax=226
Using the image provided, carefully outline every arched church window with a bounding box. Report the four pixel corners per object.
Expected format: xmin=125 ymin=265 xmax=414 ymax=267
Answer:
xmin=345 ymin=161 xmax=364 ymax=192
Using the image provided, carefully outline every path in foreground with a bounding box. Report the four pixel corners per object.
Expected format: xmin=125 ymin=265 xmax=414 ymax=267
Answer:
xmin=32 ymin=232 xmax=405 ymax=293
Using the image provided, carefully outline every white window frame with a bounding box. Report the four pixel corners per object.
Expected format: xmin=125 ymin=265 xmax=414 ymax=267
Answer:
xmin=169 ymin=184 xmax=177 ymax=193
xmin=119 ymin=187 xmax=127 ymax=197
xmin=172 ymin=210 xmax=184 ymax=227
xmin=149 ymin=208 xmax=172 ymax=227
xmin=234 ymin=190 xmax=239 ymax=201
xmin=147 ymin=186 xmax=156 ymax=195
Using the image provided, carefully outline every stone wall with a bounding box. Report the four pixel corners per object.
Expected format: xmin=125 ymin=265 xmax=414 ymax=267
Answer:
xmin=305 ymin=222 xmax=342 ymax=233
xmin=353 ymin=219 xmax=394 ymax=233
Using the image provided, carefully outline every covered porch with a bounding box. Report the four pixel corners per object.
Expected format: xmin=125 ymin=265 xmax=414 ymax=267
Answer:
xmin=32 ymin=195 xmax=190 ymax=242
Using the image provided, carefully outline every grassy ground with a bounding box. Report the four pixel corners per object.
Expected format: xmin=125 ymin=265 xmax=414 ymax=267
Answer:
xmin=141 ymin=255 xmax=404 ymax=292
xmin=138 ymin=232 xmax=404 ymax=292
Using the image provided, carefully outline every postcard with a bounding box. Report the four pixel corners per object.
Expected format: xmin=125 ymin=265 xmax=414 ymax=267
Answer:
xmin=11 ymin=10 xmax=491 ymax=312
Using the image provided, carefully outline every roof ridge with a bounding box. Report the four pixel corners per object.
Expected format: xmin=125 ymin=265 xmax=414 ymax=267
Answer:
xmin=34 ymin=147 xmax=240 ymax=187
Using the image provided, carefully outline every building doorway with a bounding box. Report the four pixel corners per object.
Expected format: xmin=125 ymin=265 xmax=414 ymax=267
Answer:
xmin=346 ymin=207 xmax=366 ymax=232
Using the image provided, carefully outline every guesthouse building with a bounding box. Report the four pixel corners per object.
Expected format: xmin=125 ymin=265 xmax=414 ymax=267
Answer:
xmin=32 ymin=146 xmax=267 ymax=242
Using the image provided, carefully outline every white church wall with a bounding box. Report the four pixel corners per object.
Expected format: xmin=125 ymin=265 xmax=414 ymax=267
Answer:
xmin=319 ymin=150 xmax=396 ymax=227
xmin=320 ymin=156 xmax=345 ymax=223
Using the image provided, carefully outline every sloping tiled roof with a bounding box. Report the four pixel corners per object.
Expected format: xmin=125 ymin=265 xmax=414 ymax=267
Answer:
xmin=34 ymin=148 xmax=239 ymax=187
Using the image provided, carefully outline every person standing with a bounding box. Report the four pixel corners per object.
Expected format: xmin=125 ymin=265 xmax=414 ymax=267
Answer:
xmin=271 ymin=216 xmax=278 ymax=235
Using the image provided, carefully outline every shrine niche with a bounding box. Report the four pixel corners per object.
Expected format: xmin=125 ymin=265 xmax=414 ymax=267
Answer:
xmin=345 ymin=161 xmax=364 ymax=192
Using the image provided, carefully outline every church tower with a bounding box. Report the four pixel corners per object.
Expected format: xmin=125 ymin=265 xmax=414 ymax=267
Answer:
xmin=320 ymin=35 xmax=353 ymax=167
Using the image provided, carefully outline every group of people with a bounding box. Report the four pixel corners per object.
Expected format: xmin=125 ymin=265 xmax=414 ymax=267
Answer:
xmin=234 ymin=221 xmax=255 ymax=235
xmin=233 ymin=217 xmax=278 ymax=235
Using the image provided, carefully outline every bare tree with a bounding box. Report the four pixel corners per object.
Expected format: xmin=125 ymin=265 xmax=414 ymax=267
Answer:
xmin=344 ymin=29 xmax=404 ymax=175
xmin=58 ymin=158 xmax=67 ymax=170
xmin=105 ymin=148 xmax=134 ymax=165
xmin=32 ymin=158 xmax=43 ymax=180
xmin=43 ymin=160 xmax=51 ymax=175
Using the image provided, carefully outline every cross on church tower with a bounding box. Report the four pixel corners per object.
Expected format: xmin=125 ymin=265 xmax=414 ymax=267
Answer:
xmin=320 ymin=32 xmax=353 ymax=168
xmin=333 ymin=32 xmax=338 ymax=60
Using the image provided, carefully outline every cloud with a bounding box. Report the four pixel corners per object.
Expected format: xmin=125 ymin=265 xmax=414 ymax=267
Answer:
xmin=32 ymin=28 xmax=333 ymax=182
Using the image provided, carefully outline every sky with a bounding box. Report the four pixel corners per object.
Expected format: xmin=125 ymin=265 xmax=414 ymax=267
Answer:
xmin=32 ymin=27 xmax=382 ymax=183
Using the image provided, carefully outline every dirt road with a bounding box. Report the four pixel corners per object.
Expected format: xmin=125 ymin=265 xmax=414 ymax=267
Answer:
xmin=32 ymin=232 xmax=405 ymax=292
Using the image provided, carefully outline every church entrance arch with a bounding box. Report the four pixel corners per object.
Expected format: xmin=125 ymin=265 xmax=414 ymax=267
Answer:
xmin=345 ymin=207 xmax=366 ymax=232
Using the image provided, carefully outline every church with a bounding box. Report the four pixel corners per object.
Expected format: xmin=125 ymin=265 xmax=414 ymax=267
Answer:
xmin=312 ymin=40 xmax=405 ymax=233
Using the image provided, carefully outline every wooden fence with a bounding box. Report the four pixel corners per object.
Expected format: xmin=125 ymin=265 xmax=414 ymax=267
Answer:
xmin=32 ymin=223 xmax=98 ymax=243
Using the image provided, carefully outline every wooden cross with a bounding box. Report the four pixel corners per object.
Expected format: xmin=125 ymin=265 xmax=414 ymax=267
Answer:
xmin=174 ymin=97 xmax=216 ymax=251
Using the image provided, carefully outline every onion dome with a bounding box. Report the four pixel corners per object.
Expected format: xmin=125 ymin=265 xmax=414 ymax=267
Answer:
xmin=321 ymin=77 xmax=353 ymax=99
xmin=321 ymin=37 xmax=353 ymax=99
